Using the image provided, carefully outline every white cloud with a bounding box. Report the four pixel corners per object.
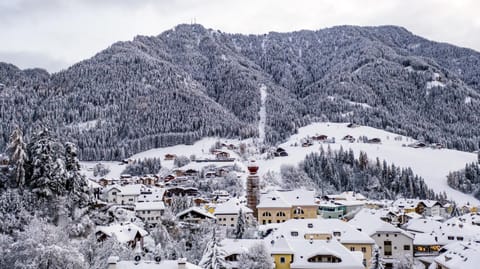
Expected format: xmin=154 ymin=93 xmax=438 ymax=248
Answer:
xmin=0 ymin=0 xmax=479 ymax=72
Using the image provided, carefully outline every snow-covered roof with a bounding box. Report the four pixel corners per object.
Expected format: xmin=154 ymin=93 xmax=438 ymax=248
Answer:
xmin=137 ymin=187 xmax=166 ymax=202
xmin=103 ymin=184 xmax=143 ymax=196
xmin=405 ymin=212 xmax=423 ymax=219
xmin=404 ymin=218 xmax=443 ymax=233
xmin=111 ymin=258 xmax=201 ymax=269
xmin=266 ymin=219 xmax=374 ymax=245
xmin=176 ymin=207 xmax=215 ymax=219
xmin=413 ymin=232 xmax=442 ymax=246
xmin=96 ymin=222 xmax=148 ymax=243
xmin=404 ymin=216 xmax=480 ymax=244
xmin=326 ymin=191 xmax=367 ymax=201
xmin=434 ymin=241 xmax=480 ymax=269
xmin=135 ymin=201 xmax=165 ymax=211
xmin=392 ymin=198 xmax=419 ymax=209
xmin=269 ymin=237 xmax=364 ymax=269
xmin=258 ymin=189 xmax=316 ymax=208
xmin=349 ymin=208 xmax=413 ymax=239
xmin=213 ymin=198 xmax=253 ymax=215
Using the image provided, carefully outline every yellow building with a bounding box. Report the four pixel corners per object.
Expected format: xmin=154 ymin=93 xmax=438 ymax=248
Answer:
xmin=257 ymin=190 xmax=318 ymax=225
xmin=266 ymin=219 xmax=374 ymax=269
xmin=270 ymin=236 xmax=364 ymax=269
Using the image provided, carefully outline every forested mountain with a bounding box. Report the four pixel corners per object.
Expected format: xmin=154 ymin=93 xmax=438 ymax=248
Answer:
xmin=1 ymin=24 xmax=480 ymax=160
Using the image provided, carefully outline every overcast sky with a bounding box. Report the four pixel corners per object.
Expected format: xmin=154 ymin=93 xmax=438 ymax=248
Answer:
xmin=1 ymin=0 xmax=479 ymax=72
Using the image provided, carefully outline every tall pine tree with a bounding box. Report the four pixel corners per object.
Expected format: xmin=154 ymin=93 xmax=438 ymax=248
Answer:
xmin=26 ymin=128 xmax=67 ymax=198
xmin=199 ymin=229 xmax=227 ymax=269
xmin=234 ymin=208 xmax=246 ymax=239
xmin=6 ymin=126 xmax=27 ymax=188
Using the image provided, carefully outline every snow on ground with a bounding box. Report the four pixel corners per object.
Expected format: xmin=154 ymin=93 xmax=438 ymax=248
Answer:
xmin=81 ymin=137 xmax=248 ymax=179
xmin=256 ymin=122 xmax=478 ymax=205
xmin=81 ymin=121 xmax=478 ymax=205
xmin=258 ymin=84 xmax=267 ymax=144
xmin=80 ymin=161 xmax=125 ymax=180
xmin=346 ymin=100 xmax=372 ymax=109
xmin=67 ymin=119 xmax=99 ymax=131
xmin=326 ymin=96 xmax=372 ymax=109
xmin=426 ymin=80 xmax=445 ymax=89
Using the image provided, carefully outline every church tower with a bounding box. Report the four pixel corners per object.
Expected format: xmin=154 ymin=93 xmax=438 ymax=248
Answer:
xmin=246 ymin=160 xmax=260 ymax=218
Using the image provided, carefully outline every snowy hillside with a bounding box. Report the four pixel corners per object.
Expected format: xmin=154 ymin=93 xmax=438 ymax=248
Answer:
xmin=257 ymin=122 xmax=478 ymax=205
xmin=82 ymin=122 xmax=479 ymax=205
xmin=81 ymin=137 xmax=248 ymax=179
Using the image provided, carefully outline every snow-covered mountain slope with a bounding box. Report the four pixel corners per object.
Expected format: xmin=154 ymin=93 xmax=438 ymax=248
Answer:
xmin=257 ymin=122 xmax=478 ymax=205
xmin=4 ymin=24 xmax=480 ymax=161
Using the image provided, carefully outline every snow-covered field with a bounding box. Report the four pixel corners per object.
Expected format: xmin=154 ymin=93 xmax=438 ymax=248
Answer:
xmin=81 ymin=122 xmax=479 ymax=205
xmin=257 ymin=122 xmax=478 ymax=205
xmin=80 ymin=137 xmax=247 ymax=179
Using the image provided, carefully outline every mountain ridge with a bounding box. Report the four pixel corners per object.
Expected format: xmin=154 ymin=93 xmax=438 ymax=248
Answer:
xmin=1 ymin=24 xmax=479 ymax=160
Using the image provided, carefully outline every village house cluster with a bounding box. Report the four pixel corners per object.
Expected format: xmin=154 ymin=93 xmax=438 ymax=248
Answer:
xmin=87 ymin=142 xmax=480 ymax=269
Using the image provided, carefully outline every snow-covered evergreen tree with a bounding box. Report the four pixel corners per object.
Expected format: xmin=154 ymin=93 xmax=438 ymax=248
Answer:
xmin=234 ymin=208 xmax=246 ymax=239
xmin=370 ymin=245 xmax=384 ymax=269
xmin=26 ymin=128 xmax=67 ymax=198
xmin=80 ymin=233 xmax=133 ymax=269
xmin=64 ymin=142 xmax=91 ymax=208
xmin=238 ymin=242 xmax=274 ymax=269
xmin=93 ymin=163 xmax=110 ymax=177
xmin=199 ymin=229 xmax=228 ymax=269
xmin=170 ymin=195 xmax=193 ymax=215
xmin=3 ymin=217 xmax=87 ymax=269
xmin=6 ymin=126 xmax=27 ymax=188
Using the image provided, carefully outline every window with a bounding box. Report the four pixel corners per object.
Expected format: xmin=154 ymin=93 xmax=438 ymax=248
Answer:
xmin=276 ymin=212 xmax=286 ymax=217
xmin=384 ymin=241 xmax=392 ymax=256
xmin=361 ymin=247 xmax=367 ymax=253
xmin=350 ymin=247 xmax=355 ymax=251
xmin=307 ymin=255 xmax=341 ymax=263
xmin=308 ymin=223 xmax=313 ymax=228
xmin=294 ymin=207 xmax=305 ymax=215
xmin=333 ymin=231 xmax=341 ymax=237
xmin=404 ymin=245 xmax=410 ymax=251
xmin=447 ymin=236 xmax=454 ymax=240
xmin=291 ymin=231 xmax=299 ymax=237
xmin=262 ymin=212 xmax=272 ymax=217
xmin=457 ymin=236 xmax=464 ymax=241
xmin=280 ymin=257 xmax=286 ymax=263
xmin=231 ymin=218 xmax=234 ymax=221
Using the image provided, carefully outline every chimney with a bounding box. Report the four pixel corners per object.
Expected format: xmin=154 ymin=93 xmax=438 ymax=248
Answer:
xmin=107 ymin=256 xmax=119 ymax=269
xmin=177 ymin=258 xmax=187 ymax=269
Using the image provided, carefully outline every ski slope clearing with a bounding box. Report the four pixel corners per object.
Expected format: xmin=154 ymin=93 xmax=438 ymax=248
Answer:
xmin=257 ymin=122 xmax=478 ymax=205
xmin=258 ymin=84 xmax=267 ymax=144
